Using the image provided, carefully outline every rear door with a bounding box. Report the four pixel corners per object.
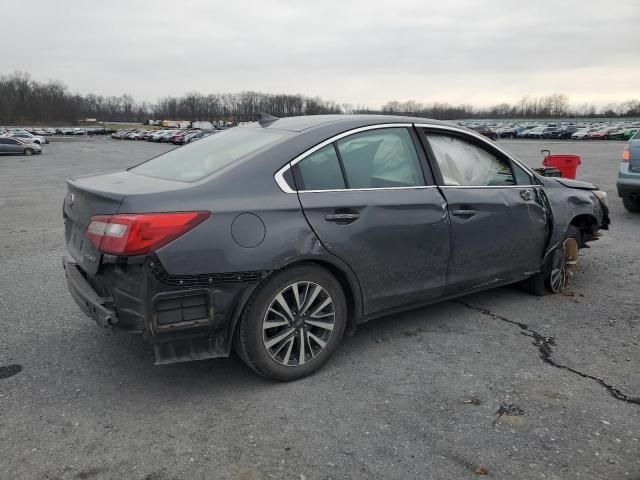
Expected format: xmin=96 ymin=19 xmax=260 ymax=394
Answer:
xmin=419 ymin=127 xmax=549 ymax=291
xmin=291 ymin=125 xmax=450 ymax=315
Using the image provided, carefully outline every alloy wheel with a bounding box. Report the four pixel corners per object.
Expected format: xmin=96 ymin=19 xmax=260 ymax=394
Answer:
xmin=262 ymin=281 xmax=335 ymax=367
xmin=550 ymin=238 xmax=579 ymax=293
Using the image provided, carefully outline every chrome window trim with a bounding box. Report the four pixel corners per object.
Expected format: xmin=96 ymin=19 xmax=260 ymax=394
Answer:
xmin=274 ymin=123 xmax=413 ymax=194
xmin=299 ymin=185 xmax=438 ymax=194
xmin=273 ymin=122 xmax=539 ymax=194
xmin=414 ymin=123 xmax=537 ymax=179
xmin=438 ymin=185 xmax=539 ymax=189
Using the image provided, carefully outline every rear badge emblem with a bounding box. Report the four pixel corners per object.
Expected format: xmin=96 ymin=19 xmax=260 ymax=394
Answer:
xmin=84 ymin=254 xmax=97 ymax=263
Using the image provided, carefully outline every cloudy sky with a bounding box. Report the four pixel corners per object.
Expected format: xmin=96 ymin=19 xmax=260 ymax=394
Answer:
xmin=2 ymin=0 xmax=638 ymax=108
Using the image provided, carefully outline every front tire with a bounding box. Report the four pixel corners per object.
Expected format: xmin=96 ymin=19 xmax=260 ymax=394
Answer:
xmin=519 ymin=226 xmax=581 ymax=295
xmin=234 ymin=264 xmax=347 ymax=381
xmin=23 ymin=148 xmax=34 ymax=156
xmin=622 ymin=196 xmax=640 ymax=213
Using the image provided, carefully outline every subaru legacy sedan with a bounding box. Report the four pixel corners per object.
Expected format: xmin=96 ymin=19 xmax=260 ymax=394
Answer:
xmin=63 ymin=115 xmax=609 ymax=380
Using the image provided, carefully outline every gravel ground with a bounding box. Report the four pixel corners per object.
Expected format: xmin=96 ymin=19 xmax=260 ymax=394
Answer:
xmin=0 ymin=137 xmax=638 ymax=480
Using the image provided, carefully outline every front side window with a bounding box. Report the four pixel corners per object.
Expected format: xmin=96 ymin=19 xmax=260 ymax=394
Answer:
xmin=512 ymin=162 xmax=532 ymax=185
xmin=336 ymin=128 xmax=424 ymax=188
xmin=425 ymin=133 xmax=516 ymax=186
xmin=131 ymin=127 xmax=288 ymax=182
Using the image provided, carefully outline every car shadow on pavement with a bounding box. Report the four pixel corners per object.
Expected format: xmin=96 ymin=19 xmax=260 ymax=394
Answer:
xmin=63 ymin=285 xmax=525 ymax=395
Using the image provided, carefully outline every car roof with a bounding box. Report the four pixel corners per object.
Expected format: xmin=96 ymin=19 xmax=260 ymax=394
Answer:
xmin=238 ymin=114 xmax=454 ymax=133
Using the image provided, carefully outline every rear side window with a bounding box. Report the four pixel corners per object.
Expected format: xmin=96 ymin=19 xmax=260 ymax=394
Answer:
xmin=336 ymin=128 xmax=424 ymax=188
xmin=294 ymin=144 xmax=345 ymax=190
xmin=425 ymin=133 xmax=516 ymax=186
xmin=130 ymin=128 xmax=287 ymax=182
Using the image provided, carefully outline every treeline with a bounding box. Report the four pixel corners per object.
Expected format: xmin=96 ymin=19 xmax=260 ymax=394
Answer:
xmin=380 ymin=94 xmax=640 ymax=120
xmin=0 ymin=72 xmax=342 ymax=125
xmin=1 ymin=71 xmax=639 ymax=125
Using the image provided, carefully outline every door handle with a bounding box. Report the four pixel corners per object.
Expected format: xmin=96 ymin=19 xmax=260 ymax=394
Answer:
xmin=451 ymin=209 xmax=477 ymax=219
xmin=324 ymin=213 xmax=360 ymax=222
xmin=520 ymin=189 xmax=533 ymax=201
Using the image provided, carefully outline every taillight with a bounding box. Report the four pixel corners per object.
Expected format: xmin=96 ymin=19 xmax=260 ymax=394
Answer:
xmin=86 ymin=211 xmax=210 ymax=255
xmin=622 ymin=145 xmax=630 ymax=162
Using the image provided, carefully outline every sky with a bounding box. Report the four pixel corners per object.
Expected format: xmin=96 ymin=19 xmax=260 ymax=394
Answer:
xmin=2 ymin=0 xmax=639 ymax=109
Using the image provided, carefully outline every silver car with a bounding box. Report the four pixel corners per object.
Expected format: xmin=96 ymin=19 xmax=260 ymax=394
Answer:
xmin=0 ymin=137 xmax=42 ymax=156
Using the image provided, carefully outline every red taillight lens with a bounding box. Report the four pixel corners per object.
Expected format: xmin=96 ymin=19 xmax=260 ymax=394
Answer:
xmin=86 ymin=211 xmax=210 ymax=255
xmin=622 ymin=145 xmax=630 ymax=162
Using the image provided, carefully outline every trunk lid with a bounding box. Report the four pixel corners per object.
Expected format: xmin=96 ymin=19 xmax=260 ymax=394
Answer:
xmin=63 ymin=171 xmax=190 ymax=274
xmin=64 ymin=178 xmax=124 ymax=274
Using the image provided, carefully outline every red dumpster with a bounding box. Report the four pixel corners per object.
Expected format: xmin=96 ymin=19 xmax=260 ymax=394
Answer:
xmin=541 ymin=150 xmax=581 ymax=179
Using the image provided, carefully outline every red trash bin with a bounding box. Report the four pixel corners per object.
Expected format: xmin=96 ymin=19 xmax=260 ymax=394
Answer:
xmin=541 ymin=150 xmax=581 ymax=179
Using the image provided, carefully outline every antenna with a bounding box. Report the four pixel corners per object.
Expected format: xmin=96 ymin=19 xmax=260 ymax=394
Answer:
xmin=258 ymin=112 xmax=279 ymax=126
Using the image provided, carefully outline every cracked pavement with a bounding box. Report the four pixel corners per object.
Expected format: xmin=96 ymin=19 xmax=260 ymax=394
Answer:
xmin=456 ymin=301 xmax=640 ymax=406
xmin=0 ymin=138 xmax=638 ymax=479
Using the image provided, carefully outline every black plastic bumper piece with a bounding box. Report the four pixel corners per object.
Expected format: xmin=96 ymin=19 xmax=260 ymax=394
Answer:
xmin=63 ymin=258 xmax=117 ymax=328
xmin=153 ymin=335 xmax=228 ymax=365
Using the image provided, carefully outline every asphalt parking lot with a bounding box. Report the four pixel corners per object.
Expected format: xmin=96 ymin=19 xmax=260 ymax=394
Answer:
xmin=1 ymin=137 xmax=638 ymax=480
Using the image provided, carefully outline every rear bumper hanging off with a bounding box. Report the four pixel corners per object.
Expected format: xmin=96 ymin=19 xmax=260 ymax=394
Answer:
xmin=63 ymin=258 xmax=117 ymax=328
xmin=62 ymin=256 xmax=266 ymax=365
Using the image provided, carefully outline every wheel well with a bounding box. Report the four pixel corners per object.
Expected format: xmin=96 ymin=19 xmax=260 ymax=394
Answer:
xmin=297 ymin=259 xmax=360 ymax=328
xmin=228 ymin=259 xmax=361 ymax=353
xmin=570 ymin=214 xmax=597 ymax=246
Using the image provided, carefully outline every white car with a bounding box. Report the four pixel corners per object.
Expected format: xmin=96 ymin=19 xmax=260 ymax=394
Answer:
xmin=9 ymin=131 xmax=48 ymax=145
xmin=571 ymin=128 xmax=598 ymax=140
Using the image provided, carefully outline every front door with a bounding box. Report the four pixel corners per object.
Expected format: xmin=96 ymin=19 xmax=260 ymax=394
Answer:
xmin=292 ymin=126 xmax=451 ymax=314
xmin=420 ymin=129 xmax=549 ymax=291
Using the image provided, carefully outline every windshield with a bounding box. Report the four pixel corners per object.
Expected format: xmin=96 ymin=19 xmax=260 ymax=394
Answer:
xmin=130 ymin=127 xmax=287 ymax=182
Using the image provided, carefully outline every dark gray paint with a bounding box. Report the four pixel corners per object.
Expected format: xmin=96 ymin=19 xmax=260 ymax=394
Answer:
xmin=231 ymin=213 xmax=266 ymax=248
xmin=439 ymin=186 xmax=548 ymax=291
xmin=63 ymin=115 xmax=608 ymax=357
xmin=298 ymin=187 xmax=450 ymax=314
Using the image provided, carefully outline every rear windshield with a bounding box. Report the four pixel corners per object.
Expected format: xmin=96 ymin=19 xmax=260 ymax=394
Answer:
xmin=130 ymin=128 xmax=287 ymax=182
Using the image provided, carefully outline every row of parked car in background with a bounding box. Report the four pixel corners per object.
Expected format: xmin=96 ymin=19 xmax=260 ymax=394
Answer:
xmin=1 ymin=127 xmax=112 ymax=137
xmin=111 ymin=128 xmax=216 ymax=145
xmin=464 ymin=122 xmax=640 ymax=141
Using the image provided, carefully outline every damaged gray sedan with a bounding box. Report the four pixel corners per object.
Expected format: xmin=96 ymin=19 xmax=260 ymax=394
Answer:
xmin=63 ymin=115 xmax=610 ymax=380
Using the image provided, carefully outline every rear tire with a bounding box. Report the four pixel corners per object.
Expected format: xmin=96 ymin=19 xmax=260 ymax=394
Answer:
xmin=622 ymin=196 xmax=640 ymax=213
xmin=519 ymin=226 xmax=581 ymax=295
xmin=23 ymin=148 xmax=34 ymax=156
xmin=234 ymin=264 xmax=347 ymax=381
